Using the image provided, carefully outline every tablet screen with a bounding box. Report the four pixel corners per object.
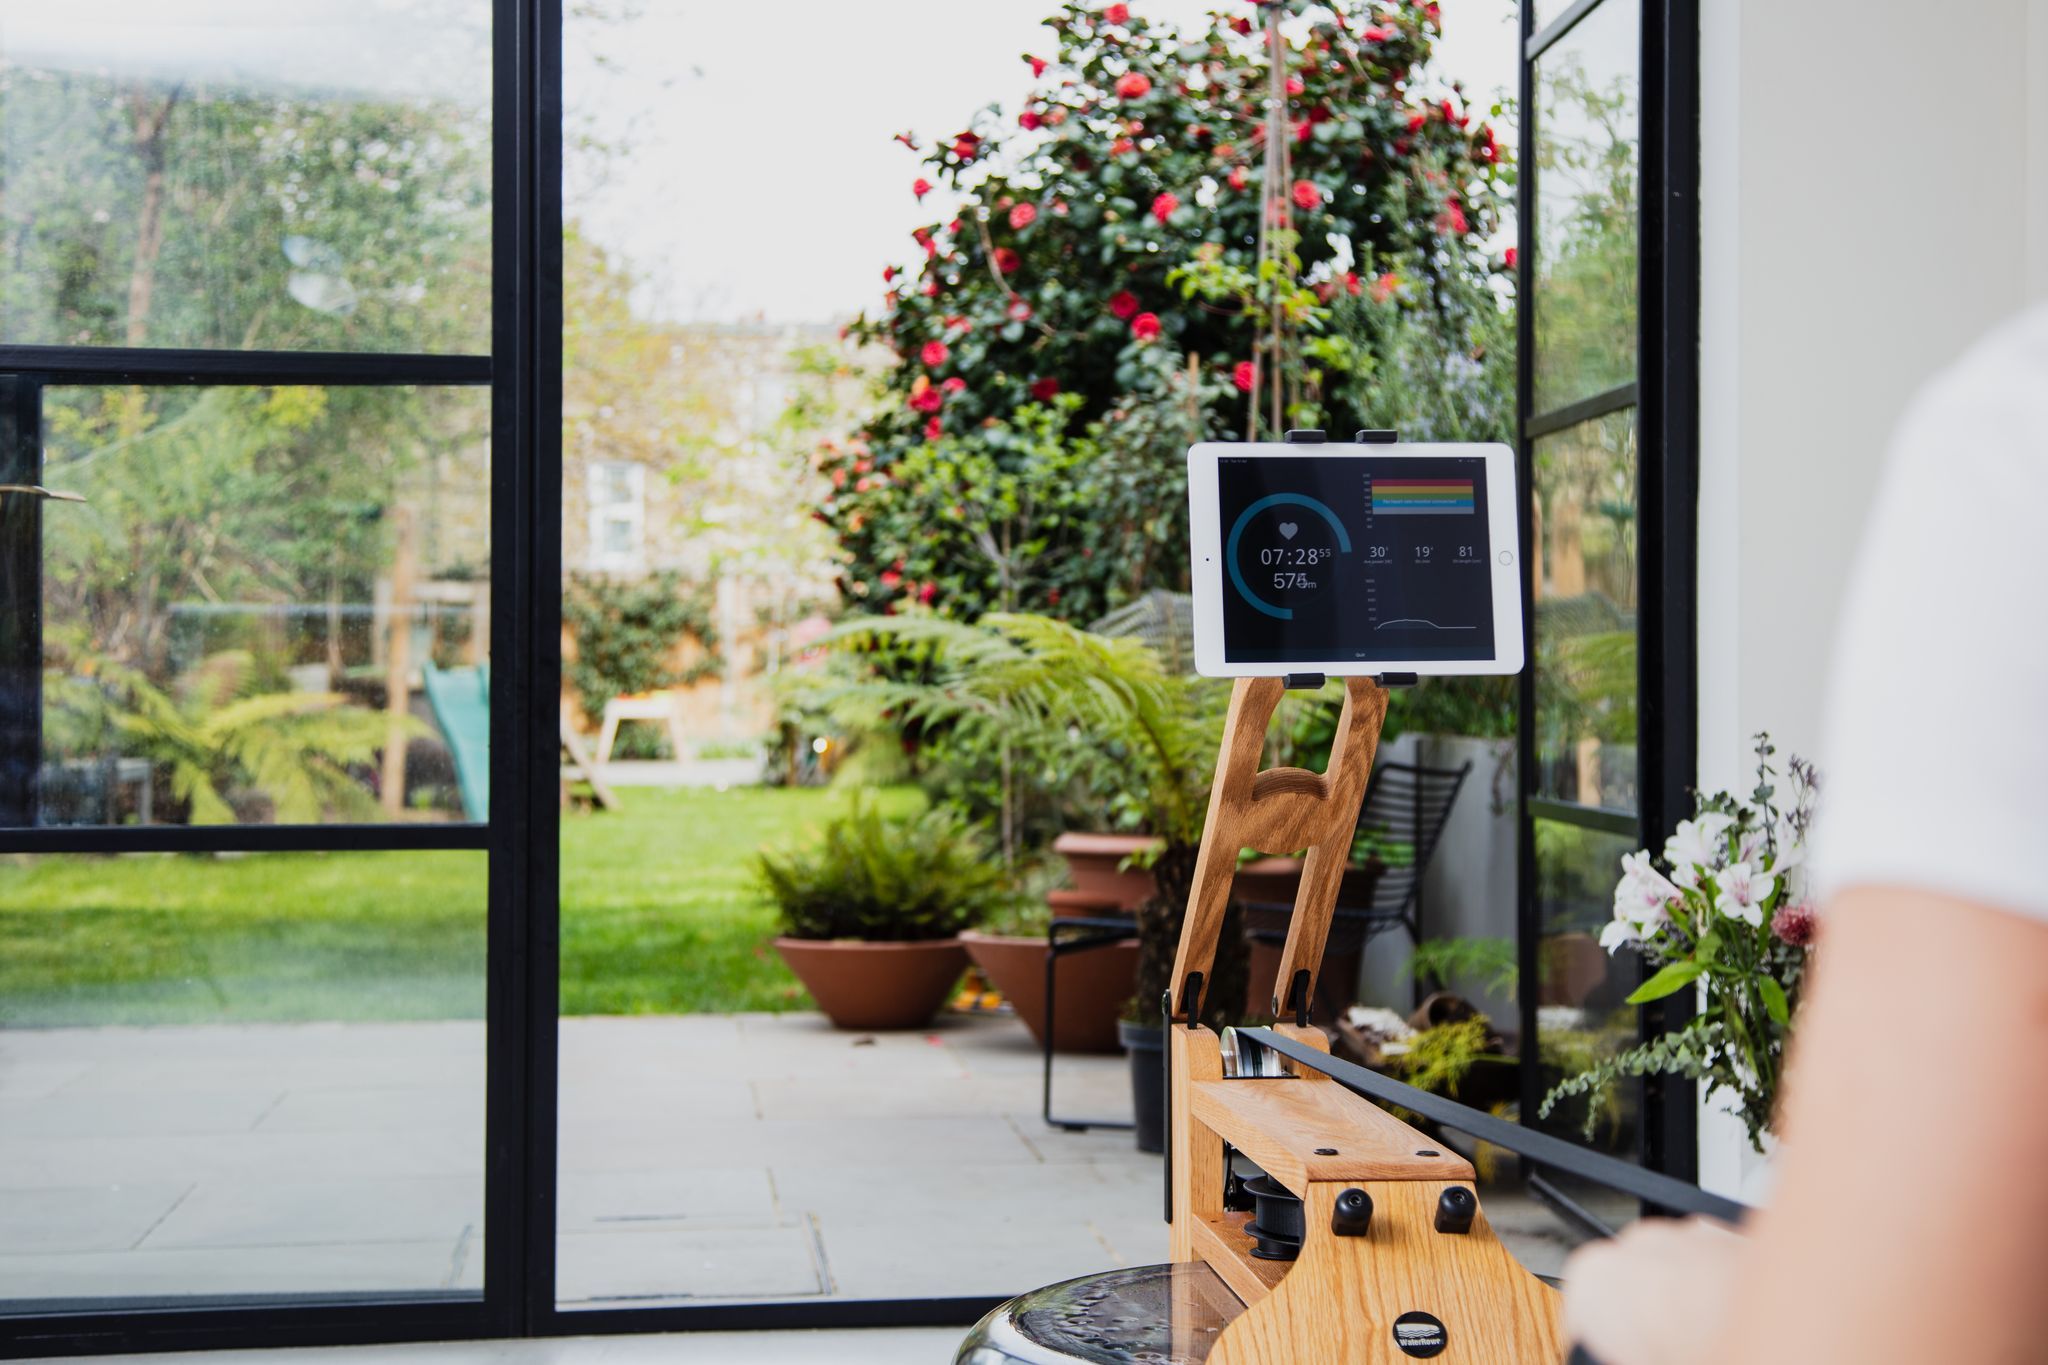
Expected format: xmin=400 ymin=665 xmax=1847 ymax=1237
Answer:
xmin=1217 ymin=453 xmax=1498 ymax=665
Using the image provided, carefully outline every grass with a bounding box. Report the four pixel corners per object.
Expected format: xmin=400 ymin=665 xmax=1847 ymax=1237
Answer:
xmin=0 ymin=785 xmax=919 ymax=1027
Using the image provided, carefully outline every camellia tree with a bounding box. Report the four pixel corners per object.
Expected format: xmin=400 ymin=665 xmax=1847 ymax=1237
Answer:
xmin=819 ymin=0 xmax=1511 ymax=621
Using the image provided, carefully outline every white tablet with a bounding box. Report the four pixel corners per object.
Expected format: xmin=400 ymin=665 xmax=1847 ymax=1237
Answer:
xmin=1186 ymin=441 xmax=1525 ymax=678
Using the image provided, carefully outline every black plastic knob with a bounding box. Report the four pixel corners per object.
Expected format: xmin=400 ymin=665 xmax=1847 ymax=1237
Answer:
xmin=1435 ymin=1185 xmax=1477 ymax=1234
xmin=1330 ymin=1186 xmax=1374 ymax=1237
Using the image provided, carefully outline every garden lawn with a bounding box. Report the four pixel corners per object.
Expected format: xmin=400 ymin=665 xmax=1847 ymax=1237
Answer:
xmin=0 ymin=786 xmax=918 ymax=1026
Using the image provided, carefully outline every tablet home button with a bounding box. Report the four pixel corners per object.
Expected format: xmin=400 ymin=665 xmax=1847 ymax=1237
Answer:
xmin=1498 ymin=550 xmax=1514 ymax=565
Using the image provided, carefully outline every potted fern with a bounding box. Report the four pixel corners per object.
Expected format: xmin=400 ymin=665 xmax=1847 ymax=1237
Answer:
xmin=758 ymin=800 xmax=1016 ymax=1031
xmin=819 ymin=613 xmax=1248 ymax=1148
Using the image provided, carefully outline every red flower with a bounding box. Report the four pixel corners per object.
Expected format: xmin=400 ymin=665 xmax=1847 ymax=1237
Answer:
xmin=1130 ymin=311 xmax=1161 ymax=341
xmin=920 ymin=278 xmax=939 ymax=297
xmin=1434 ymin=197 xmax=1469 ymax=235
xmin=918 ymin=581 xmax=938 ymax=605
xmin=1007 ymin=298 xmax=1034 ymax=321
xmin=912 ymin=177 xmax=932 ymax=200
xmin=1227 ymin=165 xmax=1249 ymax=191
xmin=1503 ymin=246 xmax=1519 ymax=270
xmin=1110 ymin=136 xmax=1136 ymax=156
xmin=1047 ymin=107 xmax=1068 ymax=126
xmin=1291 ymin=178 xmax=1321 ymax=210
xmin=1343 ymin=270 xmax=1362 ymax=295
xmin=1027 ymin=54 xmax=1048 ymax=77
xmin=1771 ymin=901 xmax=1818 ymax=948
xmin=993 ymin=246 xmax=1022 ymax=274
xmin=941 ymin=376 xmax=966 ymax=393
xmin=1407 ymin=109 xmax=1427 ymax=133
xmin=1363 ymin=24 xmax=1394 ymax=40
xmin=924 ymin=416 xmax=943 ymax=439
xmin=1030 ymin=376 xmax=1061 ymax=401
xmin=1047 ymin=588 xmax=1062 ymax=606
xmin=882 ymin=265 xmax=898 ymax=283
xmin=909 ymin=387 xmax=942 ymax=413
xmin=953 ymin=131 xmax=980 ymax=159
xmin=1102 ymin=2 xmax=1129 ymax=23
xmin=879 ymin=570 xmax=902 ymax=590
xmin=1442 ymin=97 xmax=1467 ymax=128
xmin=1009 ymin=202 xmax=1038 ymax=230
xmin=1019 ymin=110 xmax=1042 ymax=131
xmin=1150 ymin=191 xmax=1180 ymax=223
xmin=1285 ymin=74 xmax=1304 ymax=96
xmin=920 ymin=340 xmax=949 ymax=368
xmin=1370 ymin=271 xmax=1399 ymax=302
xmin=1115 ymin=72 xmax=1152 ymax=99
xmin=1108 ymin=290 xmax=1140 ymax=319
xmin=1232 ymin=360 xmax=1255 ymax=392
xmin=1229 ymin=15 xmax=1252 ymax=34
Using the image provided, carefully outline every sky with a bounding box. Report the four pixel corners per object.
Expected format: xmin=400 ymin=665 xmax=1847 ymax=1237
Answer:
xmin=0 ymin=0 xmax=491 ymax=105
xmin=0 ymin=0 xmax=1528 ymax=331
xmin=566 ymin=0 xmax=1522 ymax=327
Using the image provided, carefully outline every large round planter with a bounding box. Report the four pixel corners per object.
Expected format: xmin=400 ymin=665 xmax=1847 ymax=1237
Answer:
xmin=1052 ymin=832 xmax=1162 ymax=910
xmin=1234 ymin=857 xmax=1385 ymax=1018
xmin=963 ymin=930 xmax=1138 ymax=1054
xmin=773 ymin=936 xmax=968 ymax=1031
xmin=1120 ymin=1019 xmax=1167 ymax=1153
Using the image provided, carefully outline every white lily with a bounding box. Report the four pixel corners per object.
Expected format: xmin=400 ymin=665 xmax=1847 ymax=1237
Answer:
xmin=1599 ymin=916 xmax=1642 ymax=952
xmin=1664 ymin=812 xmax=1734 ymax=879
xmin=1613 ymin=850 xmax=1681 ymax=927
xmin=1714 ymin=860 xmax=1774 ymax=927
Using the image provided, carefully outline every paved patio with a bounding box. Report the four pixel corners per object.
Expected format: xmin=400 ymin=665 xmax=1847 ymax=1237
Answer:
xmin=0 ymin=1011 xmax=1587 ymax=1312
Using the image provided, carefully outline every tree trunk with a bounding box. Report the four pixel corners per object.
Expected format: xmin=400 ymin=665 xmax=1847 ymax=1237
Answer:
xmin=124 ymin=87 xmax=180 ymax=348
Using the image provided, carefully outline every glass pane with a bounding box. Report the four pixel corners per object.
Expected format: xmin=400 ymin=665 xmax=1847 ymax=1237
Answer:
xmin=1532 ymin=0 xmax=1640 ymax=411
xmin=1533 ymin=407 xmax=1637 ymax=811
xmin=37 ymin=384 xmax=491 ymax=828
xmin=1530 ymin=816 xmax=1643 ymax=1221
xmin=0 ymin=2 xmax=491 ymax=353
xmin=0 ymin=848 xmax=484 ymax=1309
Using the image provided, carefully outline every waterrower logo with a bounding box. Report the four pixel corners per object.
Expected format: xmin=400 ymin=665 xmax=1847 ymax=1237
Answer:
xmin=1392 ymin=1310 xmax=1448 ymax=1358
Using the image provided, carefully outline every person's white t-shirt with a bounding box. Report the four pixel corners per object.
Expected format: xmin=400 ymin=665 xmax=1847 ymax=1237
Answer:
xmin=1808 ymin=303 xmax=2048 ymax=920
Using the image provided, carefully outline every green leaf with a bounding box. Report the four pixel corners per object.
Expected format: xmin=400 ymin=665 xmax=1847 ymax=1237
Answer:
xmin=1758 ymin=976 xmax=1789 ymax=1026
xmin=1626 ymin=959 xmax=1704 ymax=1005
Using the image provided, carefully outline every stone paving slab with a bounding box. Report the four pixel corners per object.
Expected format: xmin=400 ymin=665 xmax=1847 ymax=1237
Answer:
xmin=0 ymin=1011 xmax=1585 ymax=1312
xmin=139 ymin=1173 xmax=481 ymax=1251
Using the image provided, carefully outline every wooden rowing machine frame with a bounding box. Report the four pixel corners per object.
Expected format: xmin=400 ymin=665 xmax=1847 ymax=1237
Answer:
xmin=1165 ymin=674 xmax=1563 ymax=1363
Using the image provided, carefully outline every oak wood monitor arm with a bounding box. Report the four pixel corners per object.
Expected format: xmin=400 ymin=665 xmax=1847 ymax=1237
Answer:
xmin=1163 ymin=674 xmax=1565 ymax=1363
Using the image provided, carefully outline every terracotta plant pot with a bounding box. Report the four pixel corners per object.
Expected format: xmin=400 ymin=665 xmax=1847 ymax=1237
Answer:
xmin=1234 ymin=857 xmax=1385 ymax=1018
xmin=1051 ymin=832 xmax=1161 ymax=910
xmin=773 ymin=936 xmax=969 ymax=1031
xmin=963 ymin=930 xmax=1139 ymax=1054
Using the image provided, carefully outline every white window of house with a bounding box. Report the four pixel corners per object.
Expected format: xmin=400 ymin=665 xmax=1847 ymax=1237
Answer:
xmin=587 ymin=460 xmax=645 ymax=572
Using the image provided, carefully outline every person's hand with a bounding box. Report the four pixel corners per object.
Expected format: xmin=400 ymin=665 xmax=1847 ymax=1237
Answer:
xmin=1562 ymin=1217 xmax=1744 ymax=1365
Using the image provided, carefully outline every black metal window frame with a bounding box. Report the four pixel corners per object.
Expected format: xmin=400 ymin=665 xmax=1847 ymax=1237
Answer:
xmin=0 ymin=3 xmax=1002 ymax=1355
xmin=1513 ymin=0 xmax=1702 ymax=1185
xmin=0 ymin=1 xmax=536 ymax=1354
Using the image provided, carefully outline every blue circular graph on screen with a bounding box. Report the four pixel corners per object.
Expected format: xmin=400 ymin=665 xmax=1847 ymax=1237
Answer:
xmin=1226 ymin=493 xmax=1352 ymax=620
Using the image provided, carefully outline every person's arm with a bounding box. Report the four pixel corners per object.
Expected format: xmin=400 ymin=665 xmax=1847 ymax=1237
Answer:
xmin=1565 ymin=885 xmax=2048 ymax=1364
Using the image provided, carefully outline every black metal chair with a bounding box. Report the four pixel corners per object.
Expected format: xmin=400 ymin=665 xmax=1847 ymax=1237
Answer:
xmin=1241 ymin=758 xmax=1473 ymax=1014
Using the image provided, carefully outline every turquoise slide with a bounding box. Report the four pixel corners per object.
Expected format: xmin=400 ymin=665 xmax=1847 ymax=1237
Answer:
xmin=422 ymin=662 xmax=490 ymax=820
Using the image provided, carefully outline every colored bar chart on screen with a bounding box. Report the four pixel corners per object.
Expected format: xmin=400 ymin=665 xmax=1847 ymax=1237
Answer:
xmin=1370 ymin=478 xmax=1475 ymax=515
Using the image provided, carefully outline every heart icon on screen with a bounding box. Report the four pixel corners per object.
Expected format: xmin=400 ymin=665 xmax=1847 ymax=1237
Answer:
xmin=1278 ymin=522 xmax=1298 ymax=540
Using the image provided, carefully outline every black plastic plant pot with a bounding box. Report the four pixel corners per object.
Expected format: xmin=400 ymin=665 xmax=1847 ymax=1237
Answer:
xmin=1119 ymin=1019 xmax=1165 ymax=1153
